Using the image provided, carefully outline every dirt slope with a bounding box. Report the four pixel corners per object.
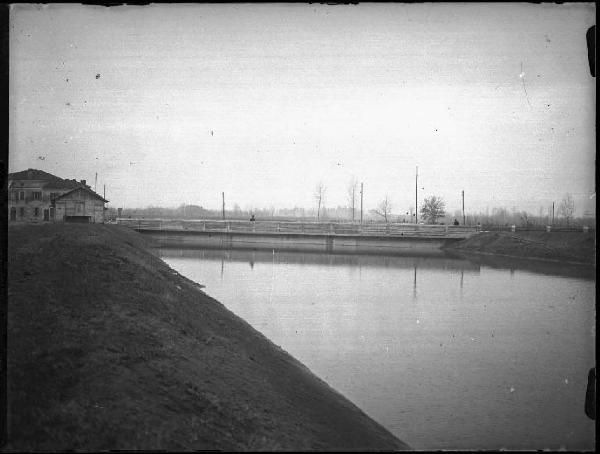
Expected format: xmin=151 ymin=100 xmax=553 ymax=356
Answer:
xmin=5 ymin=223 xmax=408 ymax=451
xmin=445 ymin=230 xmax=595 ymax=265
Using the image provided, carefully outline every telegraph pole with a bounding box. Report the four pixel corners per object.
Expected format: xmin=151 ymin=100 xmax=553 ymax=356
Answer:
xmin=552 ymin=201 xmax=554 ymax=225
xmin=352 ymin=186 xmax=355 ymax=222
xmin=415 ymin=166 xmax=418 ymax=224
xmin=95 ymin=172 xmax=97 ymax=192
xmin=462 ymin=190 xmax=465 ymax=225
xmin=222 ymin=192 xmax=225 ymax=220
xmin=360 ymin=182 xmax=364 ymax=224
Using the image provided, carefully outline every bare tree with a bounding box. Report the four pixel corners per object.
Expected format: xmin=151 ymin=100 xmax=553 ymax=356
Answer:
xmin=538 ymin=206 xmax=545 ymax=225
xmin=420 ymin=196 xmax=446 ymax=224
xmin=314 ymin=181 xmax=326 ymax=221
xmin=347 ymin=177 xmax=358 ymax=221
xmin=371 ymin=195 xmax=393 ymax=223
xmin=558 ymin=193 xmax=575 ymax=226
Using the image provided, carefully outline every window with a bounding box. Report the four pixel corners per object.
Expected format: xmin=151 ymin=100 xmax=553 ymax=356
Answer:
xmin=33 ymin=192 xmax=41 ymax=200
xmin=19 ymin=207 xmax=24 ymax=217
xmin=34 ymin=207 xmax=39 ymax=216
xmin=19 ymin=191 xmax=25 ymax=201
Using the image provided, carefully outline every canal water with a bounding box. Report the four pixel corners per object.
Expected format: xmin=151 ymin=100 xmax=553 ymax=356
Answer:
xmin=159 ymin=248 xmax=595 ymax=450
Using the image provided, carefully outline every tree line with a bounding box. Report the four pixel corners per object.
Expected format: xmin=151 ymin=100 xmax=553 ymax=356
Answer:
xmin=312 ymin=181 xmax=587 ymax=227
xmin=313 ymin=179 xmax=448 ymax=224
xmin=109 ymin=184 xmax=591 ymax=228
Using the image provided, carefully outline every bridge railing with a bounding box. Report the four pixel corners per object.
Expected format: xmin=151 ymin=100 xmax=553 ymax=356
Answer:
xmin=116 ymin=218 xmax=478 ymax=237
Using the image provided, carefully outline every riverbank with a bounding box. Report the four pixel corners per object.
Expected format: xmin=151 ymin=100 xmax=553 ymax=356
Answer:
xmin=444 ymin=230 xmax=596 ymax=265
xmin=5 ymin=224 xmax=408 ymax=451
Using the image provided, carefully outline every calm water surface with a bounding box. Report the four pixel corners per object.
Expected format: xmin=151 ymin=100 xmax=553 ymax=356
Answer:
xmin=160 ymin=248 xmax=595 ymax=450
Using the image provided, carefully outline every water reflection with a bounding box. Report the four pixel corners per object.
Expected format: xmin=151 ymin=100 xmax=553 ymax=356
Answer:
xmin=444 ymin=250 xmax=596 ymax=280
xmin=160 ymin=247 xmax=595 ymax=450
xmin=413 ymin=265 xmax=417 ymax=302
xmin=159 ymin=249 xmax=481 ymax=302
xmin=159 ymin=247 xmax=482 ymax=273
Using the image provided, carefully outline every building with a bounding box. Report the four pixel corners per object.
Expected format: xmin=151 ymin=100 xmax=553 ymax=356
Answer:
xmin=8 ymin=168 xmax=108 ymax=223
xmin=54 ymin=186 xmax=108 ymax=223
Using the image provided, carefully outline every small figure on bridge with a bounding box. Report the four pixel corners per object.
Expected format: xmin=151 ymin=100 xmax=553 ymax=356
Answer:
xmin=250 ymin=214 xmax=256 ymax=222
xmin=453 ymin=219 xmax=459 ymax=226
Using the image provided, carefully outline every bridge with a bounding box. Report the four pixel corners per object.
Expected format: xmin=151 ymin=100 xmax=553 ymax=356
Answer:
xmin=117 ymin=218 xmax=479 ymax=255
xmin=117 ymin=218 xmax=478 ymax=238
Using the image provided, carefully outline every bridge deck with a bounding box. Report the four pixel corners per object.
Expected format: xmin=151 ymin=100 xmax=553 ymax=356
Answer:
xmin=117 ymin=219 xmax=478 ymax=239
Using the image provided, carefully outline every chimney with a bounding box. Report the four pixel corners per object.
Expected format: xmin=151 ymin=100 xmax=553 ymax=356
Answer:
xmin=80 ymin=179 xmax=86 ymax=186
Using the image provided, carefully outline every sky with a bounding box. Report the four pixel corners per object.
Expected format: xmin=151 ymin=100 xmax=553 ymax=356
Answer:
xmin=9 ymin=3 xmax=596 ymax=216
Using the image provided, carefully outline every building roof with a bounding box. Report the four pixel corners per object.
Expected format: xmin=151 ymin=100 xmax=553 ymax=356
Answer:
xmin=8 ymin=168 xmax=90 ymax=191
xmin=8 ymin=168 xmax=64 ymax=182
xmin=55 ymin=186 xmax=109 ymax=203
xmin=44 ymin=179 xmax=86 ymax=190
xmin=8 ymin=168 xmax=107 ymax=202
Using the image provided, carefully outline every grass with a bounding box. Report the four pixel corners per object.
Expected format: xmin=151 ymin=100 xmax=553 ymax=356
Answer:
xmin=5 ymin=223 xmax=408 ymax=451
xmin=445 ymin=230 xmax=596 ymax=265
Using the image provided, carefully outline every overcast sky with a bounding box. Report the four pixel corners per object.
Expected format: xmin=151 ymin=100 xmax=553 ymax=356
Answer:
xmin=9 ymin=3 xmax=596 ymax=215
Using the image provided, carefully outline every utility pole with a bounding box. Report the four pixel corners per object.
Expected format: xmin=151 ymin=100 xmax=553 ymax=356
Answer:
xmin=352 ymin=186 xmax=355 ymax=222
xmin=462 ymin=190 xmax=465 ymax=225
xmin=415 ymin=166 xmax=418 ymax=224
xmin=103 ymin=184 xmax=106 ymax=200
xmin=95 ymin=172 xmax=97 ymax=192
xmin=360 ymin=182 xmax=364 ymax=224
xmin=552 ymin=201 xmax=554 ymax=225
xmin=222 ymin=192 xmax=225 ymax=220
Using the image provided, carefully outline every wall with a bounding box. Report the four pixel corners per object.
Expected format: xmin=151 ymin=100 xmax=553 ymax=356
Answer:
xmin=54 ymin=189 xmax=105 ymax=223
xmin=141 ymin=230 xmax=459 ymax=255
xmin=8 ymin=180 xmax=52 ymax=222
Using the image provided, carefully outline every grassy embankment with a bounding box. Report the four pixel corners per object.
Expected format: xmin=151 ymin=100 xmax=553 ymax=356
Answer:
xmin=444 ymin=230 xmax=596 ymax=265
xmin=5 ymin=223 xmax=408 ymax=451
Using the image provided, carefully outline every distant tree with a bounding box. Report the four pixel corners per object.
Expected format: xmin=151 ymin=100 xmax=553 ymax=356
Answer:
xmin=558 ymin=193 xmax=575 ymax=226
xmin=492 ymin=206 xmax=509 ymax=225
xmin=538 ymin=206 xmax=545 ymax=225
xmin=347 ymin=177 xmax=358 ymax=221
xmin=371 ymin=195 xmax=393 ymax=223
xmin=314 ymin=181 xmax=326 ymax=221
xmin=420 ymin=196 xmax=446 ymax=224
